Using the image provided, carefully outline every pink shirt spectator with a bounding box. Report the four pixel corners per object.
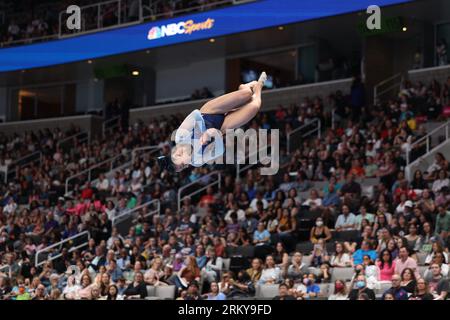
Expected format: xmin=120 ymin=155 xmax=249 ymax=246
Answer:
xmin=377 ymin=260 xmax=396 ymax=281
xmin=394 ymin=257 xmax=419 ymax=278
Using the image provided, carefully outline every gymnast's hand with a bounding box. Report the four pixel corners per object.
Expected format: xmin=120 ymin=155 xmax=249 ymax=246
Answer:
xmin=199 ymin=128 xmax=222 ymax=145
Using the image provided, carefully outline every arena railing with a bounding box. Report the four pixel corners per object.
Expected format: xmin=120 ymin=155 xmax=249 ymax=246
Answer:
xmin=102 ymin=116 xmax=121 ymax=137
xmin=34 ymin=231 xmax=90 ymax=267
xmin=405 ymin=120 xmax=450 ymax=181
xmin=111 ymin=198 xmax=160 ymax=226
xmin=178 ymin=171 xmax=221 ymax=211
xmin=2 ymin=150 xmax=42 ymax=183
xmin=56 ymin=131 xmax=90 ymax=150
xmin=286 ymin=118 xmax=321 ymax=154
xmin=373 ymin=73 xmax=403 ymax=105
xmin=64 ymin=145 xmax=161 ymax=196
xmin=64 ymin=152 xmax=130 ymax=195
xmin=236 ymin=145 xmax=270 ymax=181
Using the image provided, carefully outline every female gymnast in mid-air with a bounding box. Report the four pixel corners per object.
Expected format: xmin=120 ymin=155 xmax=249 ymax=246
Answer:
xmin=170 ymin=71 xmax=267 ymax=171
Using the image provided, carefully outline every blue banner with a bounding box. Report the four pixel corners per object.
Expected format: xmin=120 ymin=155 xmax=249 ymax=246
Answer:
xmin=0 ymin=0 xmax=410 ymax=72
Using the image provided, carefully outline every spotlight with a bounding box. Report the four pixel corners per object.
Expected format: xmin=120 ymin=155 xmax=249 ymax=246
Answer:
xmin=402 ymin=27 xmax=407 ymax=32
xmin=278 ymin=26 xmax=284 ymax=31
xmin=132 ymin=70 xmax=140 ymax=76
xmin=87 ymin=60 xmax=93 ymax=64
xmin=209 ymin=38 xmax=215 ymax=43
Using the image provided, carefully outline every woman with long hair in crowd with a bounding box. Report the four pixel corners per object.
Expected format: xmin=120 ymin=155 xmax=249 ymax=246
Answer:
xmin=328 ymin=279 xmax=348 ymax=300
xmin=400 ymin=267 xmax=417 ymax=294
xmin=409 ymin=278 xmax=434 ymax=300
xmin=377 ymin=249 xmax=396 ymax=282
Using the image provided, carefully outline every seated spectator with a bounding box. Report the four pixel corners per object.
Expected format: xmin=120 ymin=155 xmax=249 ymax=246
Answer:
xmin=354 ymin=205 xmax=375 ymax=230
xmin=352 ymin=241 xmax=377 ymax=265
xmin=383 ymin=292 xmax=395 ymax=300
xmin=201 ymin=248 xmax=223 ymax=283
xmin=424 ymin=251 xmax=449 ymax=280
xmin=328 ymin=280 xmax=348 ymax=300
xmin=301 ymin=273 xmax=320 ymax=299
xmin=348 ymin=274 xmax=375 ymax=300
xmin=409 ymin=278 xmax=434 ymax=300
xmin=223 ymin=271 xmax=255 ymax=299
xmin=204 ymin=281 xmax=226 ymax=300
xmin=310 ymin=240 xmax=329 ymax=268
xmin=144 ymin=256 xmax=165 ymax=286
xmin=310 ymin=218 xmax=332 ymax=244
xmin=330 ymin=242 xmax=352 ymax=268
xmin=284 ymin=251 xmax=309 ymax=281
xmin=316 ymin=263 xmax=332 ymax=283
xmin=435 ymin=205 xmax=449 ymax=239
xmin=340 ymin=174 xmax=362 ymax=199
xmin=258 ymin=255 xmax=281 ymax=285
xmin=276 ymin=209 xmax=297 ymax=252
xmin=302 ymin=189 xmax=322 ymax=210
xmin=273 ymin=283 xmax=296 ymax=300
xmin=376 ymin=249 xmax=396 ymax=281
xmin=428 ymin=263 xmax=449 ymax=300
xmin=246 ymin=258 xmax=262 ymax=283
xmin=383 ymin=274 xmax=408 ymax=300
xmin=424 ymin=241 xmax=448 ymax=265
xmin=432 ymin=169 xmax=450 ymax=194
xmin=322 ymin=182 xmax=341 ymax=208
xmin=335 ymin=205 xmax=356 ymax=231
xmin=183 ymin=281 xmax=203 ymax=300
xmin=400 ymin=267 xmax=417 ymax=294
xmin=123 ymin=272 xmax=147 ymax=299
xmin=253 ymin=222 xmax=272 ymax=259
xmin=395 ymin=246 xmax=419 ymax=279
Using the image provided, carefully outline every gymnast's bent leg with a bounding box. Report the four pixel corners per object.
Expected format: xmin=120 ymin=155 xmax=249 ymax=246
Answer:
xmin=219 ymin=73 xmax=264 ymax=132
xmin=199 ymin=83 xmax=254 ymax=115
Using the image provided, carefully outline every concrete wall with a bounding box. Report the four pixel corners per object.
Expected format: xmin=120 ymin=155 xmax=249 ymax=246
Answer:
xmin=0 ymin=115 xmax=103 ymax=139
xmin=130 ymin=78 xmax=353 ymax=124
xmin=155 ymin=58 xmax=226 ymax=103
xmin=408 ymin=65 xmax=450 ymax=85
xmin=406 ymin=139 xmax=450 ymax=181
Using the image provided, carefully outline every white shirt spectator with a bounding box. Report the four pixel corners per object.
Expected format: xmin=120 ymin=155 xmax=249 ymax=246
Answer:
xmin=432 ymin=178 xmax=449 ymax=193
xmin=224 ymin=208 xmax=246 ymax=223
xmin=250 ymin=198 xmax=268 ymax=211
xmin=258 ymin=267 xmax=281 ymax=285
xmin=335 ymin=213 xmax=356 ymax=231
xmin=4 ymin=200 xmax=17 ymax=215
xmin=96 ymin=177 xmax=110 ymax=191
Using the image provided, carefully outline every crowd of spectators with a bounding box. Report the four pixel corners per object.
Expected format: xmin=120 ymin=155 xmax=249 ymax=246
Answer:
xmin=0 ymin=75 xmax=449 ymax=301
xmin=0 ymin=0 xmax=231 ymax=46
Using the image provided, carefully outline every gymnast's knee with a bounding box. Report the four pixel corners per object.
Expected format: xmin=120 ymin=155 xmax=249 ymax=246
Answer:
xmin=239 ymin=86 xmax=253 ymax=101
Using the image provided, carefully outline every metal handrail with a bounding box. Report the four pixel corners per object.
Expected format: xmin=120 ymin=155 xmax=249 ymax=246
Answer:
xmin=112 ymin=198 xmax=160 ymax=226
xmin=236 ymin=145 xmax=270 ymax=180
xmin=178 ymin=171 xmax=221 ymax=211
xmin=131 ymin=145 xmax=161 ymax=163
xmin=373 ymin=73 xmax=402 ymax=105
xmin=35 ymin=231 xmax=90 ymax=267
xmin=57 ymin=131 xmax=90 ymax=150
xmin=3 ymin=150 xmax=43 ymax=183
xmin=65 ymin=152 xmax=130 ymax=195
xmin=405 ymin=121 xmax=450 ymax=181
xmin=286 ymin=118 xmax=321 ymax=154
xmin=102 ymin=116 xmax=121 ymax=137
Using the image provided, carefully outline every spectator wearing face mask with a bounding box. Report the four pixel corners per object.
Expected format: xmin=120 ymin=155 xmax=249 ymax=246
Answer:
xmin=310 ymin=218 xmax=332 ymax=244
xmin=328 ymin=280 xmax=348 ymax=300
xmin=348 ymin=274 xmax=375 ymax=300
